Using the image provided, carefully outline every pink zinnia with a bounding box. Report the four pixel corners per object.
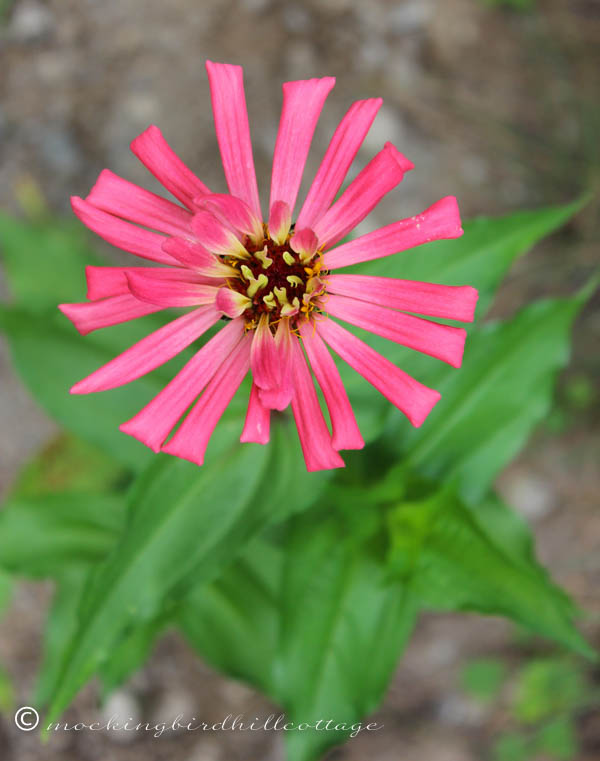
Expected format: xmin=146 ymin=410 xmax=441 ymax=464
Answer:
xmin=60 ymin=61 xmax=478 ymax=472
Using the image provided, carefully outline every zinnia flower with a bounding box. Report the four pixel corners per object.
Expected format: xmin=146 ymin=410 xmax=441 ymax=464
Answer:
xmin=60 ymin=61 xmax=478 ymax=472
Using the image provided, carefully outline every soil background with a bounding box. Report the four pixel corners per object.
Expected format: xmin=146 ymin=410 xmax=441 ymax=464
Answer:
xmin=0 ymin=1 xmax=598 ymax=759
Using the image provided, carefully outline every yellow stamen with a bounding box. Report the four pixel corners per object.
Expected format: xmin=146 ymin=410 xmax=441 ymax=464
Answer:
xmin=255 ymin=246 xmax=273 ymax=269
xmin=286 ymin=275 xmax=303 ymax=288
xmin=247 ymin=273 xmax=268 ymax=298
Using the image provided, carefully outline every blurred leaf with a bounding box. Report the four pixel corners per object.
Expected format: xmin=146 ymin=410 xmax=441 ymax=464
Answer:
xmin=9 ymin=433 xmax=128 ymax=498
xmin=98 ymin=613 xmax=170 ymax=699
xmin=461 ymin=658 xmax=506 ymax=702
xmin=492 ymin=732 xmax=531 ymax=761
xmin=0 ymin=307 xmax=174 ymax=470
xmin=0 ymin=492 xmax=124 ymax=577
xmin=179 ymin=535 xmax=282 ymax=698
xmin=396 ymin=292 xmax=591 ymax=503
xmin=0 ymin=215 xmax=100 ymax=311
xmin=532 ymin=717 xmax=578 ymax=760
xmin=387 ymin=490 xmax=593 ymax=657
xmin=0 ymin=570 xmax=12 ymax=612
xmin=35 ymin=570 xmax=88 ymax=707
xmin=275 ymin=508 xmax=417 ymax=761
xmin=42 ymin=420 xmax=330 ymax=726
xmin=512 ymin=659 xmax=586 ymax=723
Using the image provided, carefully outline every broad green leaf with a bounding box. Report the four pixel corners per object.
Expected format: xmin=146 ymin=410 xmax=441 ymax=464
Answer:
xmin=0 ymin=492 xmax=124 ymax=577
xmin=275 ymin=508 xmax=417 ymax=761
xmin=395 ymin=292 xmax=591 ymax=503
xmin=43 ymin=420 xmax=329 ymax=726
xmin=387 ymin=489 xmax=593 ymax=657
xmin=178 ymin=536 xmax=282 ymax=697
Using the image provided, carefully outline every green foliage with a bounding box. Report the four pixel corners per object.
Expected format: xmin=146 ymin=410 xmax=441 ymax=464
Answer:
xmin=492 ymin=732 xmax=531 ymax=761
xmin=42 ymin=421 xmax=330 ymax=726
xmin=460 ymin=654 xmax=587 ymax=761
xmin=512 ymin=659 xmax=586 ymax=724
xmin=532 ymin=717 xmax=578 ymax=760
xmin=481 ymin=0 xmax=536 ymax=11
xmin=394 ymin=294 xmax=589 ymax=503
xmin=387 ymin=490 xmax=592 ymax=657
xmin=337 ymin=199 xmax=588 ymax=444
xmin=10 ymin=433 xmax=128 ymax=497
xmin=460 ymin=658 xmax=506 ymax=702
xmin=0 ymin=199 xmax=595 ymax=761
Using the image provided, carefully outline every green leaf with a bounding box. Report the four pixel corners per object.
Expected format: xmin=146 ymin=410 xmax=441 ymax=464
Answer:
xmin=8 ymin=433 xmax=128 ymax=498
xmin=532 ymin=717 xmax=578 ymax=760
xmin=275 ymin=508 xmax=417 ymax=761
xmin=395 ymin=293 xmax=590 ymax=503
xmin=43 ymin=420 xmax=329 ymax=726
xmin=0 ymin=214 xmax=100 ymax=312
xmin=178 ymin=535 xmax=282 ymax=697
xmin=0 ymin=492 xmax=124 ymax=577
xmin=35 ymin=570 xmax=89 ymax=707
xmin=98 ymin=613 xmax=170 ymax=699
xmin=355 ymin=198 xmax=588 ymax=318
xmin=492 ymin=731 xmax=531 ymax=761
xmin=387 ymin=489 xmax=593 ymax=657
xmin=334 ymin=200 xmax=587 ymax=445
xmin=512 ymin=659 xmax=586 ymax=723
xmin=0 ymin=307 xmax=172 ymax=469
xmin=460 ymin=658 xmax=506 ymax=702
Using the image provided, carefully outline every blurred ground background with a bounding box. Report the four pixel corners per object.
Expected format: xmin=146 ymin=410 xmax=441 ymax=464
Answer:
xmin=0 ymin=0 xmax=599 ymax=759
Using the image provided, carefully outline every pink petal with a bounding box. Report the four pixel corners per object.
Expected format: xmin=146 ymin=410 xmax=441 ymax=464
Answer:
xmin=250 ymin=314 xmax=281 ymax=390
xmin=130 ymin=125 xmax=211 ymax=208
xmin=71 ymin=197 xmax=176 ymax=265
xmin=126 ymin=270 xmax=220 ymax=308
xmin=240 ymin=382 xmax=270 ymax=445
xmin=216 ymin=288 xmax=251 ymax=318
xmin=296 ymin=98 xmax=382 ymax=230
xmin=323 ymin=196 xmax=463 ymax=270
xmin=258 ymin=318 xmax=294 ymax=410
xmin=120 ymin=318 xmax=245 ymax=452
xmin=162 ymin=237 xmax=234 ymax=278
xmin=317 ymin=318 xmax=441 ymax=428
xmin=59 ymin=294 xmax=163 ymax=336
xmin=71 ymin=306 xmax=221 ymax=393
xmin=191 ymin=210 xmax=248 ymax=258
xmin=325 ymin=293 xmax=467 ymax=368
xmin=268 ymin=200 xmax=292 ymax=245
xmin=194 ymin=193 xmax=263 ymax=243
xmin=326 ymin=274 xmax=478 ymax=323
xmin=269 ymin=77 xmax=336 ymax=215
xmin=85 ymin=265 xmax=217 ymax=301
xmin=299 ymin=321 xmax=364 ymax=451
xmin=206 ymin=61 xmax=261 ymax=220
xmin=161 ymin=333 xmax=252 ymax=466
xmin=86 ymin=169 xmax=192 ymax=236
xmin=313 ymin=142 xmax=414 ymax=249
xmin=289 ymin=336 xmax=345 ymax=472
xmin=290 ymin=228 xmax=319 ymax=261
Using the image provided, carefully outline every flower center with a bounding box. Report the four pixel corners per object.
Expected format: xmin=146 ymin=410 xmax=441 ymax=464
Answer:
xmin=225 ymin=227 xmax=327 ymax=330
